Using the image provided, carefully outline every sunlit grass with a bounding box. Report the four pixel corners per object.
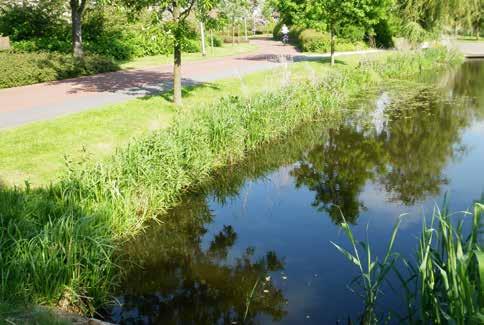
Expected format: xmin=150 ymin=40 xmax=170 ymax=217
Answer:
xmin=0 ymin=55 xmax=365 ymax=187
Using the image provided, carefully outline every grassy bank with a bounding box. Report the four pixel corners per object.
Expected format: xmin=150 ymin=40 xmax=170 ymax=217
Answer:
xmin=0 ymin=48 xmax=463 ymax=316
xmin=0 ymin=54 xmax=362 ymax=187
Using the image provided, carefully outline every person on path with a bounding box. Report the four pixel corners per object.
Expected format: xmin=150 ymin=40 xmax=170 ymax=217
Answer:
xmin=281 ymin=24 xmax=289 ymax=44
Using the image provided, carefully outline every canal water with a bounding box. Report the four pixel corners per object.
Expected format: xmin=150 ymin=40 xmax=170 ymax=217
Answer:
xmin=104 ymin=60 xmax=484 ymax=324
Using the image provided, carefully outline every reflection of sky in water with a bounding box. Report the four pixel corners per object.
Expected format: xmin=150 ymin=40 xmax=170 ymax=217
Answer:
xmin=201 ymin=101 xmax=484 ymax=324
xmin=107 ymin=61 xmax=484 ymax=324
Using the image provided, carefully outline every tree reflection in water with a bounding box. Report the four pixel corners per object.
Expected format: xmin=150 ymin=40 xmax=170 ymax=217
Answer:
xmin=292 ymin=82 xmax=474 ymax=224
xmin=106 ymin=195 xmax=286 ymax=324
xmin=104 ymin=61 xmax=483 ymax=323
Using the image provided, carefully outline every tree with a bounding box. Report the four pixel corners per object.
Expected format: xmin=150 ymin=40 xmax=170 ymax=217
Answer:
xmin=221 ymin=0 xmax=250 ymax=45
xmin=305 ymin=0 xmax=359 ymax=65
xmin=196 ymin=0 xmax=219 ymax=56
xmin=125 ymin=0 xmax=214 ymax=105
xmin=70 ymin=0 xmax=88 ymax=59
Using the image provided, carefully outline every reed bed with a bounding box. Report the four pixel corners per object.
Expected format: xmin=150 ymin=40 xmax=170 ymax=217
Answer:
xmin=0 ymin=47 xmax=463 ymax=315
xmin=334 ymin=202 xmax=483 ymax=324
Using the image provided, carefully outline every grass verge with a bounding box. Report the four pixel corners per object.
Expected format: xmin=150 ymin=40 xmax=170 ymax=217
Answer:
xmin=0 ymin=53 xmax=364 ymax=187
xmin=0 ymin=47 xmax=463 ymax=317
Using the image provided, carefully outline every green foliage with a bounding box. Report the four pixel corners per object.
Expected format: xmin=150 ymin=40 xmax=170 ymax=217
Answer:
xmin=298 ymin=29 xmax=331 ymax=52
xmin=0 ymin=0 xmax=67 ymax=41
xmin=374 ymin=19 xmax=394 ymax=48
xmin=1 ymin=3 xmax=205 ymax=61
xmin=0 ymin=49 xmax=461 ymax=314
xmin=0 ymin=51 xmax=118 ymax=89
xmin=273 ymin=20 xmax=283 ymax=39
xmin=332 ymin=218 xmax=402 ymax=323
xmin=413 ymin=203 xmax=483 ymax=323
xmin=296 ymin=28 xmax=367 ymax=52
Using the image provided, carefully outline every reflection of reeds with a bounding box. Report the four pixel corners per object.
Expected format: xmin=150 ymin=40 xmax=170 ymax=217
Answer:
xmin=334 ymin=201 xmax=483 ymax=324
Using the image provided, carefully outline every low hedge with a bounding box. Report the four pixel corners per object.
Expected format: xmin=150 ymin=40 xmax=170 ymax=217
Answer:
xmin=0 ymin=51 xmax=118 ymax=89
xmin=298 ymin=29 xmax=368 ymax=53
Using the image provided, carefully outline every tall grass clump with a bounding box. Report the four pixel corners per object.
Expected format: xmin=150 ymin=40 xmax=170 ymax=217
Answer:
xmin=334 ymin=202 xmax=483 ymax=324
xmin=0 ymin=47 xmax=463 ymax=315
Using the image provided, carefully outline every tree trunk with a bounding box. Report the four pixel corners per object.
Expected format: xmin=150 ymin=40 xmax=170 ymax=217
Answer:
xmin=252 ymin=14 xmax=256 ymax=35
xmin=173 ymin=4 xmax=182 ymax=105
xmin=210 ymin=29 xmax=214 ymax=53
xmin=232 ymin=20 xmax=235 ymax=46
xmin=244 ymin=16 xmax=248 ymax=41
xmin=330 ymin=27 xmax=335 ymax=66
xmin=70 ymin=1 xmax=83 ymax=60
xmin=200 ymin=21 xmax=206 ymax=56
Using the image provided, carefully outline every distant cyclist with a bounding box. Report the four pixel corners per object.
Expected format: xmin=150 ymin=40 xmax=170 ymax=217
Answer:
xmin=281 ymin=24 xmax=289 ymax=45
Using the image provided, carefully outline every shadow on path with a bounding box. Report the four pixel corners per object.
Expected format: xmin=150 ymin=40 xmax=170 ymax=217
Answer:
xmin=49 ymin=70 xmax=209 ymax=97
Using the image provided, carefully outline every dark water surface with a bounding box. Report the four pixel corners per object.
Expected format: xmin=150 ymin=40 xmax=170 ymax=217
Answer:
xmin=105 ymin=61 xmax=484 ymax=324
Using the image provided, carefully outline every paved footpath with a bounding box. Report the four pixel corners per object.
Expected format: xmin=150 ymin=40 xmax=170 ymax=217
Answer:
xmin=0 ymin=38 xmax=382 ymax=129
xmin=455 ymin=40 xmax=484 ymax=58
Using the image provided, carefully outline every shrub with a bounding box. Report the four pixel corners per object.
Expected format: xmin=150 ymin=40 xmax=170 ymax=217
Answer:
xmin=336 ymin=41 xmax=368 ymax=52
xmin=0 ymin=51 xmax=118 ymax=89
xmin=340 ymin=25 xmax=366 ymax=43
xmin=2 ymin=4 xmax=203 ymax=60
xmin=12 ymin=36 xmax=71 ymax=53
xmin=288 ymin=25 xmax=305 ymax=47
xmin=298 ymin=29 xmax=331 ymax=52
xmin=273 ymin=20 xmax=283 ymax=39
xmin=297 ymin=28 xmax=368 ymax=53
xmin=222 ymin=37 xmax=250 ymax=44
xmin=374 ymin=20 xmax=394 ymax=48
xmin=207 ymin=34 xmax=223 ymax=47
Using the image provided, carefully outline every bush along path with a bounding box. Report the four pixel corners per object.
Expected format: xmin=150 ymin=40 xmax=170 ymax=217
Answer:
xmin=0 ymin=47 xmax=463 ymax=316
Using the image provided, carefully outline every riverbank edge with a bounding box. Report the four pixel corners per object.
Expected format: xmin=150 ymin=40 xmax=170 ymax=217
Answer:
xmin=0 ymin=47 xmax=464 ymax=319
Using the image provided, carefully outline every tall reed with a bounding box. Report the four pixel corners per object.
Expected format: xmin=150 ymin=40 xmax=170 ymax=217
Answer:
xmin=334 ymin=202 xmax=483 ymax=324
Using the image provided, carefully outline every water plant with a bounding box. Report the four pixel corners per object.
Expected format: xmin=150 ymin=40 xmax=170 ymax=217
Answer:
xmin=331 ymin=217 xmax=402 ymax=323
xmin=0 ymin=47 xmax=463 ymax=316
xmin=334 ymin=202 xmax=483 ymax=324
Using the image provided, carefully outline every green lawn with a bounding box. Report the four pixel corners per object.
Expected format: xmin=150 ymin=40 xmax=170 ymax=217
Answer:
xmin=120 ymin=43 xmax=257 ymax=69
xmin=0 ymin=54 xmax=379 ymax=187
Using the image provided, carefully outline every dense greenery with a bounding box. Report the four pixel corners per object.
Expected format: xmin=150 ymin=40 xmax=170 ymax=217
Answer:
xmin=271 ymin=0 xmax=484 ymax=53
xmin=0 ymin=3 xmax=206 ymax=60
xmin=290 ymin=28 xmax=367 ymax=53
xmin=0 ymin=48 xmax=461 ymax=316
xmin=0 ymin=51 xmax=118 ymax=89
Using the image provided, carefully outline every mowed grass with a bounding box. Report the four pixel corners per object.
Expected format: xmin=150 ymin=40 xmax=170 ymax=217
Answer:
xmin=0 ymin=54 xmax=369 ymax=187
xmin=120 ymin=43 xmax=257 ymax=70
